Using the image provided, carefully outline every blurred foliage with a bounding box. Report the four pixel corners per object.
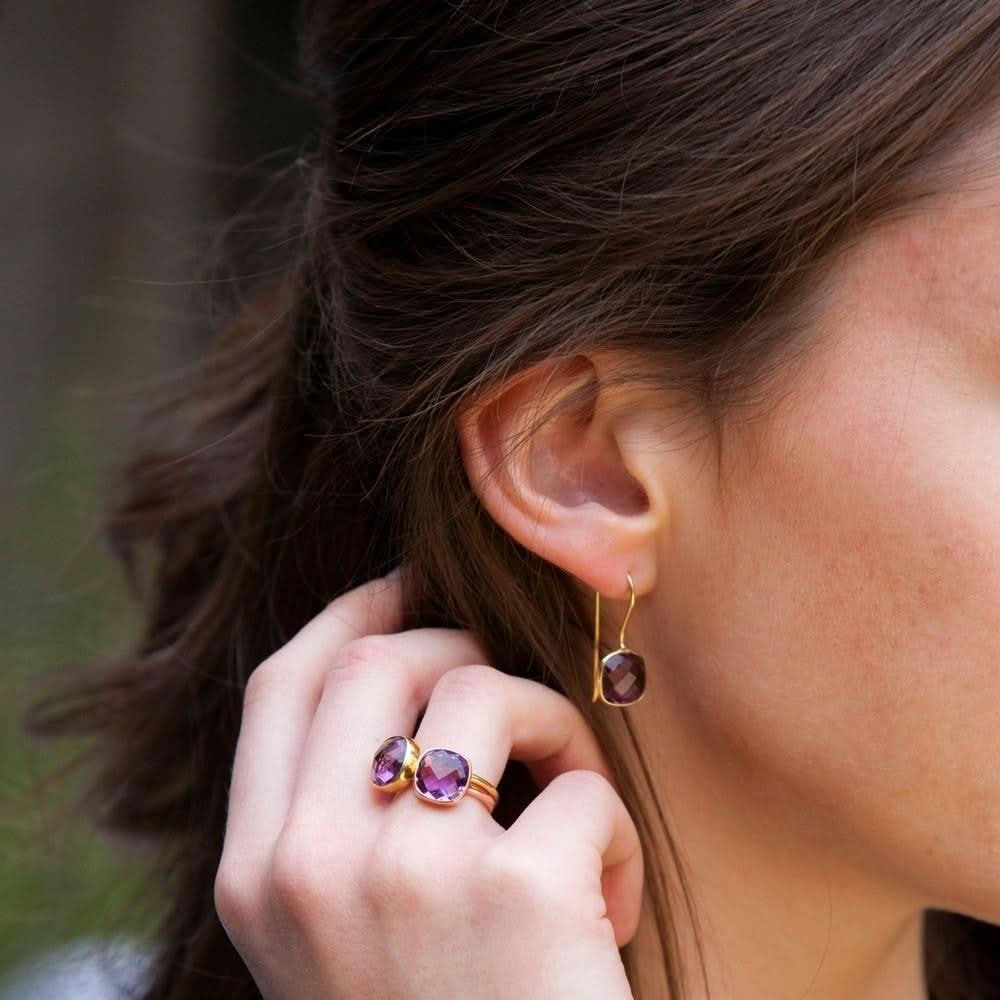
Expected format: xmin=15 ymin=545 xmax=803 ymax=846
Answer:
xmin=0 ymin=311 xmax=161 ymax=978
xmin=0 ymin=2 xmax=313 ymax=984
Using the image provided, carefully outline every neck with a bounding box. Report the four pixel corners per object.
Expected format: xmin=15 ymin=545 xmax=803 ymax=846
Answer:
xmin=623 ymin=685 xmax=928 ymax=999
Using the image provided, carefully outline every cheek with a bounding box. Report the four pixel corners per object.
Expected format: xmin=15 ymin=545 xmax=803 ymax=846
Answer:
xmin=783 ymin=372 xmax=998 ymax=723
xmin=674 ymin=343 xmax=1000 ymax=907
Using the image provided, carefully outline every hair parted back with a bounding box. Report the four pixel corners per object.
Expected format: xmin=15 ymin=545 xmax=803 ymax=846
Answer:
xmin=24 ymin=2 xmax=1000 ymax=997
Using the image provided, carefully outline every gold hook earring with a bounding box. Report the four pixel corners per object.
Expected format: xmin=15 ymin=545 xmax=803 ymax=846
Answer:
xmin=593 ymin=572 xmax=647 ymax=706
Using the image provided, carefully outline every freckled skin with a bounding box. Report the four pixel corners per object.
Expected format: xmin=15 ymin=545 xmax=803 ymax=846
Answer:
xmin=626 ymin=169 xmax=1000 ymax=995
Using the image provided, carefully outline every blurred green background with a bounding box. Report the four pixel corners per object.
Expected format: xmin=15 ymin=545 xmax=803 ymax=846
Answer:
xmin=0 ymin=2 xmax=312 ymax=986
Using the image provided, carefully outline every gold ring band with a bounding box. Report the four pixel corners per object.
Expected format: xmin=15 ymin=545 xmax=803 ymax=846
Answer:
xmin=463 ymin=773 xmax=500 ymax=812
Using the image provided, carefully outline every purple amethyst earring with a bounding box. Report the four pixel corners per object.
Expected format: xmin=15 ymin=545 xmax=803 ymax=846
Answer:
xmin=592 ymin=572 xmax=647 ymax=707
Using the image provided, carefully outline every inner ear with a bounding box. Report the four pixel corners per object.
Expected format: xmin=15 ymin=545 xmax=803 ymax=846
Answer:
xmin=527 ymin=393 xmax=650 ymax=514
xmin=492 ymin=354 xmax=650 ymax=517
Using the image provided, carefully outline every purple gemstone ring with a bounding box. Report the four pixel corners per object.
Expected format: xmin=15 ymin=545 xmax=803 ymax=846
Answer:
xmin=370 ymin=737 xmax=499 ymax=812
xmin=370 ymin=735 xmax=421 ymax=793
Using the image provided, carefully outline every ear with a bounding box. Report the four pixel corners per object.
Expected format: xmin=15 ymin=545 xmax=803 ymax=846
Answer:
xmin=455 ymin=351 xmax=673 ymax=601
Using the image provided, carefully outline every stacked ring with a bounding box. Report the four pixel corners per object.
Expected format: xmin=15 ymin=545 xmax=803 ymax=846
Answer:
xmin=370 ymin=735 xmax=500 ymax=813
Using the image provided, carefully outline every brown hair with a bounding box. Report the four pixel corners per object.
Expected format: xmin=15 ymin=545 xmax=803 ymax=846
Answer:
xmin=24 ymin=2 xmax=1000 ymax=997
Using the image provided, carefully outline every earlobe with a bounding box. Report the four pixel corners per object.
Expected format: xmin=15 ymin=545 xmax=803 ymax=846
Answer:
xmin=455 ymin=352 xmax=669 ymax=600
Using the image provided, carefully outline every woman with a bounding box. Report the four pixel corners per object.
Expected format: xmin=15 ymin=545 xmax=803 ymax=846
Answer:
xmin=26 ymin=1 xmax=1000 ymax=997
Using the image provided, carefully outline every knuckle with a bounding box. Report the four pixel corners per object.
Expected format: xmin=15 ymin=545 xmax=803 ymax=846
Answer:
xmin=242 ymin=656 xmax=284 ymax=711
xmin=214 ymin=855 xmax=258 ymax=936
xmin=269 ymin=823 xmax=329 ymax=922
xmin=433 ymin=663 xmax=505 ymax=706
xmin=360 ymin=846 xmax=420 ymax=912
xmin=550 ymin=767 xmax=616 ymax=802
xmin=360 ymin=839 xmax=450 ymax=918
xmin=330 ymin=635 xmax=398 ymax=683
xmin=477 ymin=843 xmax=563 ymax=913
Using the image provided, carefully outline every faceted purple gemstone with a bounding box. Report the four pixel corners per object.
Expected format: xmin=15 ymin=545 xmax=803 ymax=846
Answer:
xmin=601 ymin=650 xmax=646 ymax=705
xmin=371 ymin=736 xmax=408 ymax=786
xmin=415 ymin=748 xmax=470 ymax=803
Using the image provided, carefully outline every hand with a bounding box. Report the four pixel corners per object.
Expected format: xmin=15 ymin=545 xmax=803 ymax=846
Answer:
xmin=214 ymin=566 xmax=644 ymax=999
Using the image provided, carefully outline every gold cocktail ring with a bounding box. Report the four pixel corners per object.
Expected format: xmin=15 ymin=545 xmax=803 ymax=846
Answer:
xmin=370 ymin=736 xmax=499 ymax=812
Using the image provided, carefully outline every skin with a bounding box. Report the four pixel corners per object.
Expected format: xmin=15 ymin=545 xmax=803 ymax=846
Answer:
xmin=216 ymin=136 xmax=1000 ymax=997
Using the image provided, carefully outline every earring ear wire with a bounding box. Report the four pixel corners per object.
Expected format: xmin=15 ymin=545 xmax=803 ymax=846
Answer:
xmin=592 ymin=572 xmax=647 ymax=707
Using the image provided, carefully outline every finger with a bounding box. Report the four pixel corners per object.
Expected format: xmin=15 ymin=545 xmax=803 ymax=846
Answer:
xmin=224 ymin=569 xmax=405 ymax=861
xmin=501 ymin=769 xmax=645 ymax=947
xmin=286 ymin=627 xmax=494 ymax=828
xmin=388 ymin=665 xmax=618 ymax=833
